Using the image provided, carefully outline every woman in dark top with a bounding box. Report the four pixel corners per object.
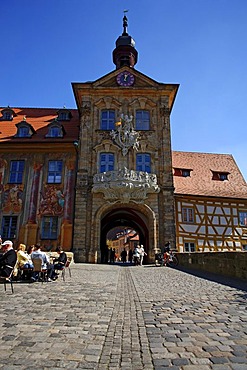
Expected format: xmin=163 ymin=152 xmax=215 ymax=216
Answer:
xmin=50 ymin=246 xmax=67 ymax=280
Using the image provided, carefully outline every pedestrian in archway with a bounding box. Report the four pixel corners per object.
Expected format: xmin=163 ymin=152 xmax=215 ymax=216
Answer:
xmin=139 ymin=244 xmax=147 ymax=266
xmin=121 ymin=248 xmax=127 ymax=263
xmin=109 ymin=248 xmax=115 ymax=264
xmin=133 ymin=245 xmax=140 ymax=266
xmin=128 ymin=249 xmax=133 ymax=263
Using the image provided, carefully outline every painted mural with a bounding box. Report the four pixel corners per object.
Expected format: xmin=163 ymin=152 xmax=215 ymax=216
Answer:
xmin=39 ymin=184 xmax=65 ymax=216
xmin=3 ymin=184 xmax=24 ymax=213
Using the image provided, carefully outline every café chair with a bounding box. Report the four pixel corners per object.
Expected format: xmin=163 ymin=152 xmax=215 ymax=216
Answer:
xmin=55 ymin=258 xmax=72 ymax=282
xmin=19 ymin=266 xmax=34 ymax=281
xmin=0 ymin=269 xmax=14 ymax=293
xmin=32 ymin=258 xmax=48 ymax=283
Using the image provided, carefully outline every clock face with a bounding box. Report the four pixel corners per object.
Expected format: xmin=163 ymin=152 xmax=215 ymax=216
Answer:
xmin=116 ymin=71 xmax=135 ymax=87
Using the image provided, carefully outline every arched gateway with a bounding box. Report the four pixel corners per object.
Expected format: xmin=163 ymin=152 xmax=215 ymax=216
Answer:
xmin=97 ymin=204 xmax=157 ymax=264
xmin=72 ymin=15 xmax=178 ymax=263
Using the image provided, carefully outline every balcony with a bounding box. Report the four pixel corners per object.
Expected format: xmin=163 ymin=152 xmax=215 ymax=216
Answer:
xmin=92 ymin=167 xmax=160 ymax=203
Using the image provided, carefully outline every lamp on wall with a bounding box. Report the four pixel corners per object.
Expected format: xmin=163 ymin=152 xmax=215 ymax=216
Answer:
xmin=73 ymin=140 xmax=79 ymax=151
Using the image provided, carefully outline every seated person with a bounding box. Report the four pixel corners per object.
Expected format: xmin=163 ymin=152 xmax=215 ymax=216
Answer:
xmin=0 ymin=240 xmax=17 ymax=278
xmin=50 ymin=246 xmax=67 ymax=280
xmin=31 ymin=244 xmax=52 ymax=281
xmin=17 ymin=243 xmax=34 ymax=269
xmin=163 ymin=242 xmax=171 ymax=265
xmin=17 ymin=243 xmax=33 ymax=280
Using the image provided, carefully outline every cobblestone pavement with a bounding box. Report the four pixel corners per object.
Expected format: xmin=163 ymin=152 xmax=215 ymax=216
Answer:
xmin=0 ymin=264 xmax=246 ymax=370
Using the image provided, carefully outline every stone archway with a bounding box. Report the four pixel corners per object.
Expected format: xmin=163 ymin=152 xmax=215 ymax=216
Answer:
xmin=91 ymin=203 xmax=158 ymax=264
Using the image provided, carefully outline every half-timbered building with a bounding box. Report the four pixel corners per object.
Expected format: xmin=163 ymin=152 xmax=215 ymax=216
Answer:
xmin=173 ymin=151 xmax=247 ymax=252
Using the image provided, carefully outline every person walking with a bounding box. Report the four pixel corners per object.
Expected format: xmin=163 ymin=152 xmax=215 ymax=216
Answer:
xmin=121 ymin=248 xmax=127 ymax=263
xmin=128 ymin=249 xmax=133 ymax=263
xmin=133 ymin=245 xmax=141 ymax=266
xmin=139 ymin=244 xmax=147 ymax=266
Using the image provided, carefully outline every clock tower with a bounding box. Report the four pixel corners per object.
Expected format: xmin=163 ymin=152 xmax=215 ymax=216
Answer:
xmin=72 ymin=15 xmax=178 ymax=263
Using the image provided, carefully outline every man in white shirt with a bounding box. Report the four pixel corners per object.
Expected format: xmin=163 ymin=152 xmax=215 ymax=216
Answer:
xmin=139 ymin=245 xmax=147 ymax=266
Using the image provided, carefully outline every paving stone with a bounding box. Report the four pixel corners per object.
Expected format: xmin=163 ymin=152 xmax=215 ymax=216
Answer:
xmin=0 ymin=264 xmax=246 ymax=370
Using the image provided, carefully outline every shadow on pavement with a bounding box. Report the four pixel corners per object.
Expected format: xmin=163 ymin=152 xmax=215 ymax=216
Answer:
xmin=176 ymin=265 xmax=247 ymax=292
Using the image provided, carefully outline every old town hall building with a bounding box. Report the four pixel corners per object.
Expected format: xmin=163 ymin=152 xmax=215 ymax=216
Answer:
xmin=1 ymin=16 xmax=247 ymax=262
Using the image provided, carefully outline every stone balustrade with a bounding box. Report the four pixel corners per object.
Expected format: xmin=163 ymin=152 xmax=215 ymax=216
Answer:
xmin=178 ymin=251 xmax=247 ymax=280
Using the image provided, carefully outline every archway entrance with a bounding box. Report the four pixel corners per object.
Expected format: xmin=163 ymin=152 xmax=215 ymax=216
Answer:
xmin=100 ymin=207 xmax=150 ymax=264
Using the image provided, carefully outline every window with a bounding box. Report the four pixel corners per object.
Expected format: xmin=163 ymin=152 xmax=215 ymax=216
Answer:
xmin=135 ymin=110 xmax=150 ymax=130
xmin=47 ymin=161 xmax=63 ymax=183
xmin=184 ymin=242 xmax=195 ymax=252
xmin=15 ymin=120 xmax=34 ymax=138
xmin=1 ymin=108 xmax=15 ymax=121
xmin=4 ymin=112 xmax=12 ymax=120
xmin=9 ymin=160 xmax=25 ymax=183
xmin=18 ymin=126 xmax=30 ymax=137
xmin=100 ymin=153 xmax=114 ymax=172
xmin=212 ymin=171 xmax=229 ymax=181
xmin=57 ymin=109 xmax=71 ymax=121
xmin=136 ymin=153 xmax=151 ymax=173
xmin=182 ymin=170 xmax=191 ymax=177
xmin=182 ymin=207 xmax=194 ymax=223
xmin=46 ymin=125 xmax=63 ymax=138
xmin=239 ymin=211 xmax=247 ymax=226
xmin=58 ymin=112 xmax=69 ymax=121
xmin=41 ymin=216 xmax=58 ymax=239
xmin=101 ymin=110 xmax=115 ymax=130
xmin=174 ymin=168 xmax=192 ymax=177
xmin=1 ymin=216 xmax=18 ymax=239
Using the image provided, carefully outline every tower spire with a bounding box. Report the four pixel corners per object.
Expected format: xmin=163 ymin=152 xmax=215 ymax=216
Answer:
xmin=122 ymin=10 xmax=128 ymax=35
xmin=112 ymin=13 xmax=138 ymax=69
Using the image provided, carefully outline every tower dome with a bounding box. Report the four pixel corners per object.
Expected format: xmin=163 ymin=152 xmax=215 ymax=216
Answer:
xmin=113 ymin=14 xmax=138 ymax=69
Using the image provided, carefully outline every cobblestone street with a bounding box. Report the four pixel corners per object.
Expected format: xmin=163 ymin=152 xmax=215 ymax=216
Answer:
xmin=0 ymin=264 xmax=246 ymax=370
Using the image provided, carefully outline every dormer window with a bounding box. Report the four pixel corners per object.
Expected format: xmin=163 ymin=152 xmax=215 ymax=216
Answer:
xmin=174 ymin=168 xmax=192 ymax=177
xmin=1 ymin=107 xmax=16 ymax=121
xmin=4 ymin=111 xmax=12 ymax=120
xmin=15 ymin=120 xmax=34 ymax=138
xmin=212 ymin=171 xmax=229 ymax=181
xmin=46 ymin=121 xmax=64 ymax=138
xmin=57 ymin=108 xmax=72 ymax=121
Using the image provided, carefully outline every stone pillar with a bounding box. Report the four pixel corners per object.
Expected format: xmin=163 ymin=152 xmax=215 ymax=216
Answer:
xmin=63 ymin=161 xmax=75 ymax=223
xmin=26 ymin=163 xmax=42 ymax=246
xmin=158 ymin=101 xmax=176 ymax=249
xmin=61 ymin=160 xmax=76 ymax=250
xmin=27 ymin=163 xmax=43 ymax=223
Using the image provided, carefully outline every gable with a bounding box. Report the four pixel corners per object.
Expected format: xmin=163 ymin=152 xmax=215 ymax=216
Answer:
xmin=92 ymin=67 xmax=162 ymax=89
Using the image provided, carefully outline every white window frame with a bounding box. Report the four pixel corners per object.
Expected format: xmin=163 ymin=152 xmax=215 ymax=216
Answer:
xmin=182 ymin=207 xmax=194 ymax=223
xmin=239 ymin=211 xmax=247 ymax=226
xmin=184 ymin=242 xmax=195 ymax=252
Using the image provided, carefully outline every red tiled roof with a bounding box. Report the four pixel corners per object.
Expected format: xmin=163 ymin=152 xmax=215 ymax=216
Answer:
xmin=0 ymin=107 xmax=79 ymax=143
xmin=172 ymin=151 xmax=247 ymax=199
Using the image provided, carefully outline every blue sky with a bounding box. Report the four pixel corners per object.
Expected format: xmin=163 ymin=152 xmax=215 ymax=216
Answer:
xmin=1 ymin=0 xmax=247 ymax=179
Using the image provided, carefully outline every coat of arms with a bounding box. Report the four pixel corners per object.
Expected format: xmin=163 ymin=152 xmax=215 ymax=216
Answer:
xmin=110 ymin=114 xmax=140 ymax=156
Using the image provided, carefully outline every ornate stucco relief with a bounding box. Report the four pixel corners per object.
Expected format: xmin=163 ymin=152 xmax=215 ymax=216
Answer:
xmin=93 ymin=167 xmax=160 ymax=204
